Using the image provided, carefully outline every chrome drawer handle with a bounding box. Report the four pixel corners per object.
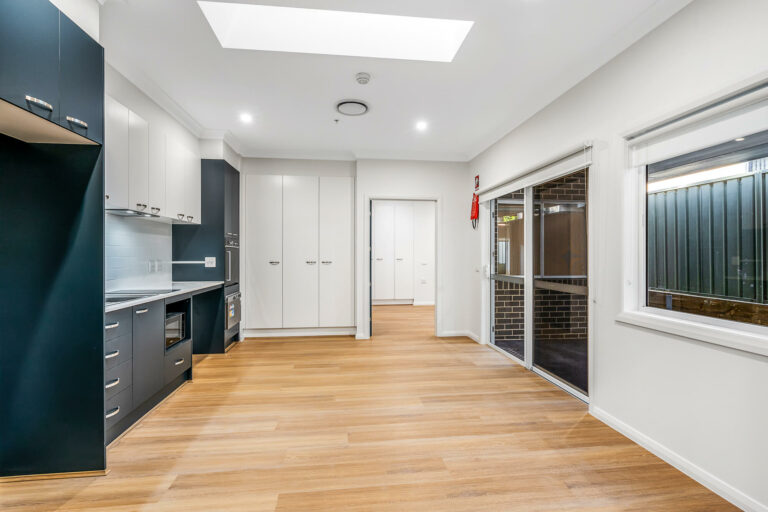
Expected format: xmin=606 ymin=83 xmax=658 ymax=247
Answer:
xmin=105 ymin=406 xmax=120 ymax=419
xmin=269 ymin=261 xmax=280 ymax=265
xmin=25 ymin=95 xmax=53 ymax=111
xmin=105 ymin=378 xmax=120 ymax=389
xmin=105 ymin=350 xmax=120 ymax=360
xmin=105 ymin=322 xmax=120 ymax=330
xmin=66 ymin=116 xmax=88 ymax=129
xmin=136 ymin=308 xmax=149 ymax=315
xmin=177 ymin=213 xmax=185 ymax=220
xmin=174 ymin=358 xmax=185 ymax=366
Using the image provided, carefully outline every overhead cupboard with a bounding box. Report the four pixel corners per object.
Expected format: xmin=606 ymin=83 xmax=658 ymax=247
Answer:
xmin=244 ymin=175 xmax=355 ymax=330
xmin=372 ymin=200 xmax=436 ymax=306
xmin=104 ymin=95 xmax=201 ymax=224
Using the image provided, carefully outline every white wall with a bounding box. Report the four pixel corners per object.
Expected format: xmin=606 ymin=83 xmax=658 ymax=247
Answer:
xmin=49 ymin=0 xmax=100 ymax=41
xmin=356 ymin=159 xmax=475 ymax=339
xmin=469 ymin=0 xmax=768 ymax=509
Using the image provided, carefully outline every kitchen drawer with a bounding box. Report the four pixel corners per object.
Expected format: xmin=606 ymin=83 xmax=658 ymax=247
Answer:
xmin=164 ymin=340 xmax=192 ymax=385
xmin=105 ymin=386 xmax=131 ymax=429
xmin=105 ymin=308 xmax=131 ymax=341
xmin=104 ymin=333 xmax=132 ymax=370
xmin=104 ymin=359 xmax=132 ymax=400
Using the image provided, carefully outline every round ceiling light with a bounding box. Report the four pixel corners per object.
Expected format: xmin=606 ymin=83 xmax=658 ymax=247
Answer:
xmin=336 ymin=100 xmax=368 ymax=116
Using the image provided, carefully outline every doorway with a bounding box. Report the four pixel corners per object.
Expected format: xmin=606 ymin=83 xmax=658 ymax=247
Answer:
xmin=490 ymin=169 xmax=589 ymax=399
xmin=370 ymin=199 xmax=437 ymax=337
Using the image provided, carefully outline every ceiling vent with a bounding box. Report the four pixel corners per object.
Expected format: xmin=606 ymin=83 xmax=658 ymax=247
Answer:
xmin=356 ymin=72 xmax=371 ymax=85
xmin=336 ymin=100 xmax=368 ymax=116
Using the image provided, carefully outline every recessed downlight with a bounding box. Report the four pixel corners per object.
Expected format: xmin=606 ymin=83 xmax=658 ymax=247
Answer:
xmin=239 ymin=112 xmax=253 ymax=124
xmin=336 ymin=100 xmax=368 ymax=116
xmin=735 ymin=137 xmax=746 ymax=142
xmin=415 ymin=120 xmax=429 ymax=132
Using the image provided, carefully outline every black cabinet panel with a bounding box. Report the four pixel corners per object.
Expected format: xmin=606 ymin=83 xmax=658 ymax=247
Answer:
xmin=105 ymin=308 xmax=132 ymax=341
xmin=105 ymin=387 xmax=132 ymax=430
xmin=164 ymin=340 xmax=192 ymax=385
xmin=131 ymin=301 xmax=164 ymax=407
xmin=0 ymin=0 xmax=60 ymax=122
xmin=104 ymin=333 xmax=132 ymax=371
xmin=59 ymin=13 xmax=103 ymax=143
xmin=104 ymin=359 xmax=132 ymax=400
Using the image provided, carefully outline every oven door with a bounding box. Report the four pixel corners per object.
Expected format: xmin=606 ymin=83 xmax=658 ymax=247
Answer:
xmin=226 ymin=292 xmax=241 ymax=330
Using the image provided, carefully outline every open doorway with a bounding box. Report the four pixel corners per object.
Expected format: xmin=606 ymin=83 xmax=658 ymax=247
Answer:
xmin=370 ymin=199 xmax=437 ymax=337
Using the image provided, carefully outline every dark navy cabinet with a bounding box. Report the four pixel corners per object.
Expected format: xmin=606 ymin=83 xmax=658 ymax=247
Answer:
xmin=0 ymin=0 xmax=60 ymax=122
xmin=0 ymin=0 xmax=103 ymax=144
xmin=131 ymin=301 xmax=165 ymax=407
xmin=59 ymin=13 xmax=104 ymax=143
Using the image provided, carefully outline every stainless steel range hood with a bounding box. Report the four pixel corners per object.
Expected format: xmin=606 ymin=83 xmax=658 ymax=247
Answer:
xmin=106 ymin=208 xmax=160 ymax=218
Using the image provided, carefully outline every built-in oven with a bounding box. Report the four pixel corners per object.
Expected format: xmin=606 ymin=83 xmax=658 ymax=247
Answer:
xmin=225 ymin=234 xmax=239 ymax=287
xmin=165 ymin=312 xmax=186 ymax=349
xmin=226 ymin=290 xmax=241 ymax=330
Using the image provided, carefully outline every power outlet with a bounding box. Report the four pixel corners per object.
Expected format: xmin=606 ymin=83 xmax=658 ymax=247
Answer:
xmin=205 ymin=257 xmax=216 ymax=268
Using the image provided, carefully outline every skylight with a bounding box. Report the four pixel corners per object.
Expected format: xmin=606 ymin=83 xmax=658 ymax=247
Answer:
xmin=197 ymin=2 xmax=474 ymax=62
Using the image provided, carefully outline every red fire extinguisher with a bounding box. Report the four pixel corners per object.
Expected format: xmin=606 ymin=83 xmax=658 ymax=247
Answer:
xmin=471 ymin=174 xmax=479 ymax=229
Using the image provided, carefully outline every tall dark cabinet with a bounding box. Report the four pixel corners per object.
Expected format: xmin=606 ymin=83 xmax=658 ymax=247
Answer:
xmin=0 ymin=0 xmax=105 ymax=479
xmin=173 ymin=159 xmax=240 ymax=353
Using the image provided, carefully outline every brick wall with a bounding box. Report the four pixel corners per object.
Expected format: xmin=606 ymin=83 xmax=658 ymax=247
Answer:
xmin=493 ymin=279 xmax=524 ymax=342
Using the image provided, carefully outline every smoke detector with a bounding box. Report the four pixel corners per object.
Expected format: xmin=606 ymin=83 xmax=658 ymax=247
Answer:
xmin=336 ymin=100 xmax=368 ymax=116
xmin=356 ymin=72 xmax=371 ymax=85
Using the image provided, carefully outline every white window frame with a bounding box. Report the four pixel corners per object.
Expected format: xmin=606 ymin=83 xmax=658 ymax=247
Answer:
xmin=618 ymin=75 xmax=768 ymax=358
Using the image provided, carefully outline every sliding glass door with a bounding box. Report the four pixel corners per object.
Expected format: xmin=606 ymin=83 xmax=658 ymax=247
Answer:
xmin=490 ymin=169 xmax=589 ymax=398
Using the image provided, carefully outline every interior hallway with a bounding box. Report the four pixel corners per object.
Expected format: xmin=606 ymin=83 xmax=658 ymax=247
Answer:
xmin=1 ymin=306 xmax=733 ymax=511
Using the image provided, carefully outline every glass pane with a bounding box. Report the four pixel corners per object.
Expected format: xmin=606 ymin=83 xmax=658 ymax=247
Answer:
xmin=647 ymin=152 xmax=768 ymax=325
xmin=491 ymin=191 xmax=525 ymax=360
xmin=532 ymin=170 xmax=588 ymax=395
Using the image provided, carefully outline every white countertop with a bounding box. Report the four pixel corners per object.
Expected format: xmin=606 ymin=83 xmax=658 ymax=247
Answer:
xmin=105 ymin=281 xmax=225 ymax=313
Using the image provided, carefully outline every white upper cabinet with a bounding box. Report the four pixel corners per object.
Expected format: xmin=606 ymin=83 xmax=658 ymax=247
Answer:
xmin=319 ymin=177 xmax=354 ymax=327
xmin=127 ymin=110 xmax=149 ymax=213
xmin=164 ymin=134 xmax=201 ymax=224
xmin=147 ymin=124 xmax=166 ymax=217
xmin=104 ymin=96 xmax=129 ymax=210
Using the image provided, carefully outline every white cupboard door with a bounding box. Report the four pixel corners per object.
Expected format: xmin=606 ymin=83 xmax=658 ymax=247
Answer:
xmin=104 ymin=96 xmax=129 ymax=210
xmin=185 ymin=146 xmax=201 ymax=224
xmin=372 ymin=200 xmax=395 ymax=300
xmin=245 ymin=174 xmax=283 ymax=329
xmin=127 ymin=110 xmax=149 ymax=214
xmin=319 ymin=177 xmax=354 ymax=327
xmin=413 ymin=201 xmax=436 ymax=305
xmin=394 ymin=201 xmax=415 ymax=300
xmin=282 ymin=176 xmax=319 ymax=328
xmin=164 ymin=135 xmax=183 ymax=222
xmin=147 ymin=125 xmax=166 ymax=217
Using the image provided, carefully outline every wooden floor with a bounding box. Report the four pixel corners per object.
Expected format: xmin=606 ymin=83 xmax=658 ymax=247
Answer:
xmin=1 ymin=305 xmax=734 ymax=511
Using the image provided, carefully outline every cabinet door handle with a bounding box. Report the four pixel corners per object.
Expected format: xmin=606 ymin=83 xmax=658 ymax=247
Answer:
xmin=136 ymin=308 xmax=149 ymax=315
xmin=151 ymin=207 xmax=160 ymax=214
xmin=187 ymin=216 xmax=193 ymax=222
xmin=174 ymin=358 xmax=185 ymax=366
xmin=321 ymin=261 xmax=332 ymax=265
xmin=136 ymin=203 xmax=147 ymax=211
xmin=25 ymin=95 xmax=53 ymax=111
xmin=105 ymin=350 xmax=120 ymax=360
xmin=66 ymin=116 xmax=88 ymax=129
xmin=177 ymin=213 xmax=185 ymax=220
xmin=269 ymin=261 xmax=280 ymax=265
xmin=105 ymin=378 xmax=120 ymax=389
xmin=105 ymin=321 xmax=120 ymax=330
xmin=396 ymin=258 xmax=404 ymax=261
xmin=306 ymin=260 xmax=317 ymax=265
xmin=105 ymin=194 xmax=110 ymax=200
xmin=105 ymin=406 xmax=120 ymax=419
xmin=375 ymin=258 xmax=383 ymax=261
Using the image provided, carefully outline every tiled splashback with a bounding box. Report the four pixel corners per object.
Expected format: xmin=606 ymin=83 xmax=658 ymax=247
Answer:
xmin=105 ymin=215 xmax=173 ymax=292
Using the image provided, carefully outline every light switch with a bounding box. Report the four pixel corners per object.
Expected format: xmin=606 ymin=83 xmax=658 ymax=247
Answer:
xmin=205 ymin=257 xmax=216 ymax=268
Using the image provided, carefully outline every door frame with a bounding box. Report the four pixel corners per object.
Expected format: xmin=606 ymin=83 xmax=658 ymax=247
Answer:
xmin=359 ymin=195 xmax=440 ymax=338
xmin=487 ymin=167 xmax=593 ymax=403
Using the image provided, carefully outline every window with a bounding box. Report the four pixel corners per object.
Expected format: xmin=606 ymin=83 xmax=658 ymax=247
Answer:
xmin=646 ymin=130 xmax=768 ymax=326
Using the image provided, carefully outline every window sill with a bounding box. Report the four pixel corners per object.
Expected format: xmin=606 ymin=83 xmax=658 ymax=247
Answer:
xmin=616 ymin=308 xmax=768 ymax=358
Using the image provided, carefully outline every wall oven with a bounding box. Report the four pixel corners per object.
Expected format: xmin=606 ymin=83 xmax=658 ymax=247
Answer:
xmin=226 ymin=290 xmax=241 ymax=330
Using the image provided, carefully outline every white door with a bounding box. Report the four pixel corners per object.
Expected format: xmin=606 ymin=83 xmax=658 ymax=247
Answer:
xmin=372 ymin=201 xmax=395 ymax=300
xmin=394 ymin=201 xmax=414 ymax=300
xmin=127 ymin=110 xmax=149 ymax=214
xmin=104 ymin=96 xmax=129 ymax=210
xmin=283 ymin=175 xmax=319 ymax=328
xmin=147 ymin=125 xmax=166 ymax=217
xmin=413 ymin=201 xmax=436 ymax=305
xmin=318 ymin=177 xmax=354 ymax=327
xmin=245 ymin=174 xmax=283 ymax=328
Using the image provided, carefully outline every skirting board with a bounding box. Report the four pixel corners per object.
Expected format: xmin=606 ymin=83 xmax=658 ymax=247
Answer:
xmin=439 ymin=330 xmax=481 ymax=343
xmin=0 ymin=469 xmax=108 ymax=483
xmin=244 ymin=327 xmax=356 ymax=338
xmin=372 ymin=299 xmax=413 ymax=305
xmin=591 ymin=406 xmax=766 ymax=512
xmin=413 ymin=301 xmax=435 ymax=306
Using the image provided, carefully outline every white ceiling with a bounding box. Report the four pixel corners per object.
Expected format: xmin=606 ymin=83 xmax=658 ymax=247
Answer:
xmin=100 ymin=0 xmax=691 ymax=161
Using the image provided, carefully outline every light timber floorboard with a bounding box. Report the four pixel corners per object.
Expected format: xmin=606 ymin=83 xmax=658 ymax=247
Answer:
xmin=0 ymin=305 xmax=735 ymax=511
